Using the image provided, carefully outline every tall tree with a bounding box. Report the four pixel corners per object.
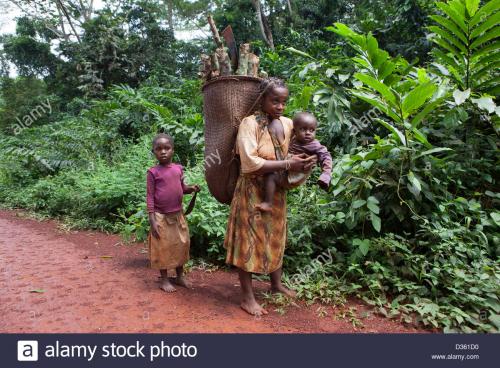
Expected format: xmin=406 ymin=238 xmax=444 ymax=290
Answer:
xmin=251 ymin=0 xmax=274 ymax=49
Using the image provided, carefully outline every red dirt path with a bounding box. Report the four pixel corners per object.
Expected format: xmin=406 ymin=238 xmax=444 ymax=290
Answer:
xmin=0 ymin=209 xmax=426 ymax=333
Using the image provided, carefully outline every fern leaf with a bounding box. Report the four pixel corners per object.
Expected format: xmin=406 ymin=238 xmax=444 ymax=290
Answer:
xmin=430 ymin=15 xmax=468 ymax=44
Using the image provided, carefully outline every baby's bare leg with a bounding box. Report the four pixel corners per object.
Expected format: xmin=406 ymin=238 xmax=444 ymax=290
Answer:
xmin=256 ymin=172 xmax=279 ymax=213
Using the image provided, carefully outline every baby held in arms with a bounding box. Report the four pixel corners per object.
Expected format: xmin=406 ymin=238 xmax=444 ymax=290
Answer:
xmin=256 ymin=112 xmax=333 ymax=212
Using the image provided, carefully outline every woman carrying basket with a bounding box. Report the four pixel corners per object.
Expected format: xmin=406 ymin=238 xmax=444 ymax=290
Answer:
xmin=224 ymin=77 xmax=316 ymax=316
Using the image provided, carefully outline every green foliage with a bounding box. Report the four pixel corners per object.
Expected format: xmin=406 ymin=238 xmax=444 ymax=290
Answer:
xmin=429 ymin=0 xmax=500 ymax=95
xmin=0 ymin=0 xmax=498 ymax=333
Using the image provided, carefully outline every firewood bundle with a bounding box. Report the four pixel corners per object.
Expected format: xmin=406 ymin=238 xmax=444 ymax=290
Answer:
xmin=199 ymin=15 xmax=268 ymax=82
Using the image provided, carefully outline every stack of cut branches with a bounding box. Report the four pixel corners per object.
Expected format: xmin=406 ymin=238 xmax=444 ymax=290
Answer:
xmin=199 ymin=15 xmax=268 ymax=82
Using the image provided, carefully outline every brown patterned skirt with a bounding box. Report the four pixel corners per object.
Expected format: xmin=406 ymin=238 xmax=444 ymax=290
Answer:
xmin=224 ymin=174 xmax=287 ymax=274
xmin=148 ymin=211 xmax=190 ymax=270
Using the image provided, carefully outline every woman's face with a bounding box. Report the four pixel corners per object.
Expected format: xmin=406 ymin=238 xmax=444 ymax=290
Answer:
xmin=261 ymin=87 xmax=289 ymax=119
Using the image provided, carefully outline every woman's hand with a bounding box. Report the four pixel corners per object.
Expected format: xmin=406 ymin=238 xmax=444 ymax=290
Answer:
xmin=288 ymin=153 xmax=317 ymax=173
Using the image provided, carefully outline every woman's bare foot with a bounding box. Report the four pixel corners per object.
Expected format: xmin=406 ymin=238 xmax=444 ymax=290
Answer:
xmin=159 ymin=278 xmax=176 ymax=293
xmin=255 ymin=202 xmax=273 ymax=213
xmin=271 ymin=283 xmax=297 ymax=298
xmin=173 ymin=276 xmax=192 ymax=289
xmin=240 ymin=298 xmax=268 ymax=316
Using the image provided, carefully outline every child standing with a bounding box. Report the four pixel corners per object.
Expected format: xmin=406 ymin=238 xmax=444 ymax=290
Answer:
xmin=146 ymin=133 xmax=200 ymax=293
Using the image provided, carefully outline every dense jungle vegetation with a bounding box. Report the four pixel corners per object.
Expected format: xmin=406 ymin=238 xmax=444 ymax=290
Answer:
xmin=0 ymin=0 xmax=498 ymax=332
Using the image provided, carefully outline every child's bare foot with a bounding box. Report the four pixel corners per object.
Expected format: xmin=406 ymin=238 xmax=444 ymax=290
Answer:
xmin=160 ymin=278 xmax=176 ymax=293
xmin=255 ymin=202 xmax=273 ymax=213
xmin=271 ymin=283 xmax=297 ymax=298
xmin=240 ymin=299 xmax=268 ymax=316
xmin=173 ymin=276 xmax=192 ymax=289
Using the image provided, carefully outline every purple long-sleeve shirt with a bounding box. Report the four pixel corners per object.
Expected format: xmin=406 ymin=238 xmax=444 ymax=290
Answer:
xmin=289 ymin=138 xmax=333 ymax=183
xmin=146 ymin=163 xmax=188 ymax=214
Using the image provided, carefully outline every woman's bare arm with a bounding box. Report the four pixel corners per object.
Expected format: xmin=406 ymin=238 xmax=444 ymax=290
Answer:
xmin=252 ymin=154 xmax=317 ymax=175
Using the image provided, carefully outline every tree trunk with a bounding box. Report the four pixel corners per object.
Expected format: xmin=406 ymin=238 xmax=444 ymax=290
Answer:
xmin=56 ymin=0 xmax=81 ymax=43
xmin=251 ymin=0 xmax=274 ymax=50
xmin=165 ymin=0 xmax=174 ymax=33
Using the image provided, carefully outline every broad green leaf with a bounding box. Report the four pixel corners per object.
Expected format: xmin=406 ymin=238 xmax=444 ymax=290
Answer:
xmin=417 ymin=68 xmax=430 ymax=83
xmin=366 ymin=34 xmax=380 ymax=61
xmin=353 ymin=238 xmax=371 ymax=256
xmin=470 ymin=0 xmax=500 ymax=27
xmin=466 ymin=0 xmax=480 ymax=17
xmin=428 ymin=26 xmax=467 ymax=53
xmin=415 ymin=147 xmax=453 ymax=158
xmin=453 ymin=89 xmax=471 ymax=105
xmin=450 ymin=0 xmax=467 ymax=17
xmin=436 ymin=2 xmax=467 ymax=33
xmin=408 ymin=171 xmax=422 ymax=195
xmin=351 ymin=91 xmax=402 ymax=123
xmin=352 ymin=56 xmax=371 ymax=69
xmin=352 ymin=199 xmax=366 ymax=209
xmin=476 ymin=75 xmax=500 ymax=92
xmin=471 ymin=26 xmax=500 ymax=50
xmin=411 ymin=96 xmax=448 ymax=128
xmin=374 ymin=118 xmax=406 ymax=145
xmin=490 ymin=212 xmax=500 ymax=226
xmin=490 ymin=314 xmax=500 ymax=330
xmin=285 ymin=47 xmax=315 ymax=60
xmin=470 ymin=11 xmax=500 ymax=38
xmin=471 ymin=60 xmax=500 ymax=82
xmin=429 ymin=34 xmax=462 ymax=58
xmin=367 ymin=196 xmax=380 ymax=214
xmin=432 ymin=49 xmax=461 ymax=72
xmin=483 ymin=84 xmax=500 ymax=96
xmin=473 ymin=51 xmax=500 ymax=69
xmin=402 ymin=82 xmax=437 ymax=117
xmin=327 ymin=23 xmax=358 ymax=39
xmin=378 ymin=61 xmax=396 ymax=81
xmin=430 ymin=15 xmax=468 ymax=44
xmin=485 ymin=191 xmax=500 ymax=199
xmin=471 ymin=40 xmax=500 ymax=61
xmin=412 ymin=128 xmax=432 ymax=148
xmin=371 ymin=213 xmax=381 ymax=232
xmin=354 ymin=73 xmax=397 ymax=105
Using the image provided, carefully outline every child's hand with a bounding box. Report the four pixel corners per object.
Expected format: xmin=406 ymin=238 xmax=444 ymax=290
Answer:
xmin=187 ymin=185 xmax=200 ymax=194
xmin=317 ymin=173 xmax=330 ymax=191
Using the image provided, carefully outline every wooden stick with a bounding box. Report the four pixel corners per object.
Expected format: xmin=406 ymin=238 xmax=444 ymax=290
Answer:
xmin=207 ymin=14 xmax=223 ymax=48
xmin=216 ymin=47 xmax=232 ymax=76
xmin=236 ymin=43 xmax=250 ymax=75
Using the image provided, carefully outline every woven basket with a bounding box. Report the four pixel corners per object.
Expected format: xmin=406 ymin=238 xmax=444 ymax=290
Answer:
xmin=202 ymin=76 xmax=262 ymax=204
